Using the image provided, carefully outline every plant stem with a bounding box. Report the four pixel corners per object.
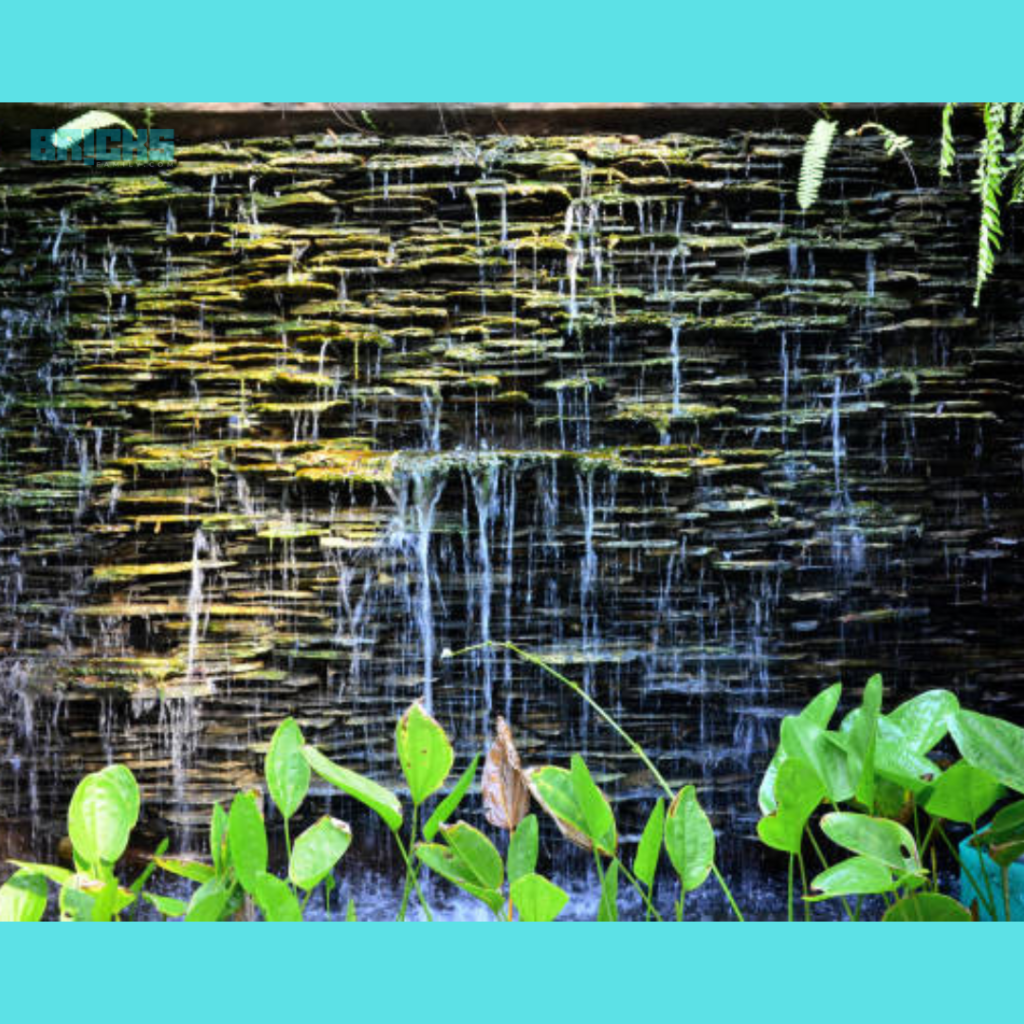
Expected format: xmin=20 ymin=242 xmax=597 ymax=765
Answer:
xmin=935 ymin=826 xmax=997 ymax=920
xmin=787 ymin=853 xmax=794 ymax=923
xmin=391 ymin=828 xmax=432 ymax=922
xmin=797 ymin=851 xmax=811 ymax=922
xmin=610 ymin=855 xmax=664 ymax=921
xmin=452 ymin=640 xmax=746 ymax=920
xmin=397 ymin=804 xmax=419 ymax=921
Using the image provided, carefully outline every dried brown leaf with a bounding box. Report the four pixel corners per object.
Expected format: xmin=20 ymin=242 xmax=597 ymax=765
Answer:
xmin=481 ymin=717 xmax=530 ymax=832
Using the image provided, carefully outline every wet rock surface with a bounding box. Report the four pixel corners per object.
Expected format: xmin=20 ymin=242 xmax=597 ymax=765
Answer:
xmin=1 ymin=129 xmax=1023 ymax=915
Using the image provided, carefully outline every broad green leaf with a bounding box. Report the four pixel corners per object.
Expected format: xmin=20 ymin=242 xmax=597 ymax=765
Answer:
xmin=847 ymin=674 xmax=882 ymax=809
xmin=872 ymin=719 xmax=941 ymax=793
xmin=781 ymin=716 xmax=853 ymax=803
xmin=759 ymin=683 xmax=842 ymax=814
xmin=185 ymin=877 xmax=233 ymax=922
xmin=154 ymin=857 xmax=215 ymax=885
xmin=423 ymin=754 xmax=479 ymax=841
xmin=288 ymin=816 xmax=352 ymax=891
xmin=570 ymin=754 xmax=617 ymax=854
xmin=52 ymin=110 xmax=136 ymax=150
xmin=664 ymin=786 xmax=715 ymax=893
xmin=989 ymin=798 xmax=1024 ymax=839
xmin=102 ymin=765 xmax=141 ymax=833
xmin=415 ymin=843 xmax=506 ymax=916
xmin=210 ymin=803 xmax=229 ymax=877
xmin=510 ymin=873 xmax=569 ymax=922
xmin=396 ymin=701 xmax=454 ymax=806
xmin=67 ymin=765 xmax=138 ymax=867
xmin=265 ymin=718 xmax=310 ymax=822
xmin=598 ymin=860 xmax=619 ymax=922
xmin=508 ymin=814 xmax=539 ymax=885
xmin=142 ymin=892 xmax=187 ymax=918
xmin=0 ymin=869 xmax=48 ymax=922
xmin=882 ymin=893 xmax=972 ymax=922
xmin=526 ymin=765 xmax=609 ymax=855
xmin=253 ymin=872 xmax=303 ymax=922
xmin=809 ymin=855 xmax=896 ymax=899
xmin=9 ymin=861 xmax=73 ymax=887
xmin=633 ymin=799 xmax=665 ymax=889
xmin=949 ymin=710 xmax=1024 ymax=794
xmin=820 ymin=813 xmax=922 ymax=874
xmin=228 ymin=790 xmax=268 ymax=893
xmin=757 ymin=758 xmax=825 ymax=854
xmin=441 ymin=822 xmax=504 ymax=890
xmin=57 ymin=874 xmax=135 ymax=922
xmin=886 ymin=689 xmax=959 ymax=754
xmin=303 ymin=746 xmax=403 ymax=831
xmin=924 ymin=761 xmax=1004 ymax=825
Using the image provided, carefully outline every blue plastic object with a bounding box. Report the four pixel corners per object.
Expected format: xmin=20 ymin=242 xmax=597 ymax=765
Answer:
xmin=959 ymin=834 xmax=1024 ymax=921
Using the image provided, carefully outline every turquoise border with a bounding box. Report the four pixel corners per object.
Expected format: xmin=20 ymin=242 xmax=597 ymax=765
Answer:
xmin=2 ymin=0 xmax=1024 ymax=98
xmin=2 ymin=5 xmax=1023 ymax=1022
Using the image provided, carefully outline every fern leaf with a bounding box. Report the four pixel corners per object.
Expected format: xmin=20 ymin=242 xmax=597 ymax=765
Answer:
xmin=939 ymin=103 xmax=956 ymax=179
xmin=51 ymin=110 xmax=136 ymax=150
xmin=973 ymin=103 xmax=1006 ymax=306
xmin=797 ymin=119 xmax=838 ymax=211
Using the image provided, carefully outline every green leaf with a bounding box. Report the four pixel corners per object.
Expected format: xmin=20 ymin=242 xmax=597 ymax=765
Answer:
xmin=847 ymin=674 xmax=882 ymax=809
xmin=759 ymin=683 xmax=841 ymax=814
xmin=185 ymin=877 xmax=233 ymax=922
xmin=510 ymin=873 xmax=569 ymax=922
xmin=441 ymin=822 xmax=504 ymax=890
xmin=886 ymin=689 xmax=958 ymax=754
xmin=757 ymin=758 xmax=826 ymax=854
xmin=664 ymin=786 xmax=715 ymax=893
xmin=989 ymin=798 xmax=1024 ymax=839
xmin=820 ymin=813 xmax=922 ymax=874
xmin=422 ymin=754 xmax=479 ymax=841
xmin=142 ymin=892 xmax=187 ymax=918
xmin=0 ymin=869 xmax=48 ymax=922
xmin=414 ymin=843 xmax=506 ymax=916
xmin=781 ymin=715 xmax=853 ymax=803
xmin=265 ymin=718 xmax=310 ymax=822
xmin=949 ymin=709 xmax=1024 ymax=794
xmin=51 ymin=110 xmax=137 ymax=150
xmin=210 ymin=803 xmax=229 ymax=877
xmin=633 ymin=799 xmax=665 ymax=889
xmin=526 ymin=765 xmax=612 ymax=855
xmin=396 ymin=701 xmax=454 ymax=806
xmin=253 ymin=872 xmax=303 ymax=922
xmin=809 ymin=855 xmax=896 ymax=900
xmin=154 ymin=857 xmax=215 ymax=885
xmin=507 ymin=814 xmax=539 ymax=885
xmin=288 ymin=816 xmax=352 ymax=891
xmin=872 ymin=719 xmax=942 ymax=793
xmin=569 ymin=754 xmax=617 ymax=854
xmin=598 ymin=860 xmax=619 ymax=922
xmin=228 ymin=790 xmax=268 ymax=893
xmin=883 ymin=893 xmax=972 ymax=922
xmin=345 ymin=898 xmax=357 ymax=922
xmin=67 ymin=765 xmax=139 ymax=867
xmin=302 ymin=745 xmax=403 ymax=831
xmin=924 ymin=761 xmax=1004 ymax=825
xmin=9 ymin=861 xmax=72 ymax=886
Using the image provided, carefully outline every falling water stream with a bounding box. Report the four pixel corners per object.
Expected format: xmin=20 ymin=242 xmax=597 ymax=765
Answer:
xmin=1 ymin=126 xmax=1023 ymax=918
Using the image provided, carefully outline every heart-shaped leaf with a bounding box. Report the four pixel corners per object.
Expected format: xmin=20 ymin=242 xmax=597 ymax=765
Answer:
xmin=809 ymin=855 xmax=896 ymax=900
xmin=924 ymin=761 xmax=1004 ymax=825
xmin=265 ymin=718 xmax=310 ymax=822
xmin=949 ymin=710 xmax=1024 ymax=795
xmin=886 ymin=689 xmax=959 ymax=754
xmin=820 ymin=813 xmax=922 ymax=874
xmin=396 ymin=701 xmax=453 ymax=806
xmin=757 ymin=757 xmax=825 ymax=854
xmin=510 ymin=873 xmax=569 ymax=922
xmin=664 ymin=786 xmax=715 ymax=893
xmin=67 ymin=764 xmax=139 ymax=867
xmin=526 ymin=765 xmax=606 ymax=854
xmin=882 ymin=893 xmax=973 ymax=922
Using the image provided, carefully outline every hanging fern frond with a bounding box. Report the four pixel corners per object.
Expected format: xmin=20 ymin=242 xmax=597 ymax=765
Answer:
xmin=797 ymin=118 xmax=838 ymax=211
xmin=1010 ymin=102 xmax=1024 ymax=133
xmin=939 ymin=103 xmax=956 ymax=179
xmin=847 ymin=122 xmax=913 ymax=158
xmin=51 ymin=110 xmax=136 ymax=150
xmin=973 ymin=102 xmax=1006 ymax=306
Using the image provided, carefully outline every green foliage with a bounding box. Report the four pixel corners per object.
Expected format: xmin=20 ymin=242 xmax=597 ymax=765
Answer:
xmin=265 ymin=717 xmax=310 ymax=822
xmin=395 ymin=700 xmax=454 ymax=806
xmin=797 ymin=118 xmax=838 ymax=211
xmin=51 ymin=109 xmax=136 ymax=150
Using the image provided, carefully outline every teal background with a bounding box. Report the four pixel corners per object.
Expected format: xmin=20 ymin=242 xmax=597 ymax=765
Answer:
xmin=1 ymin=2 xmax=1022 ymax=1019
